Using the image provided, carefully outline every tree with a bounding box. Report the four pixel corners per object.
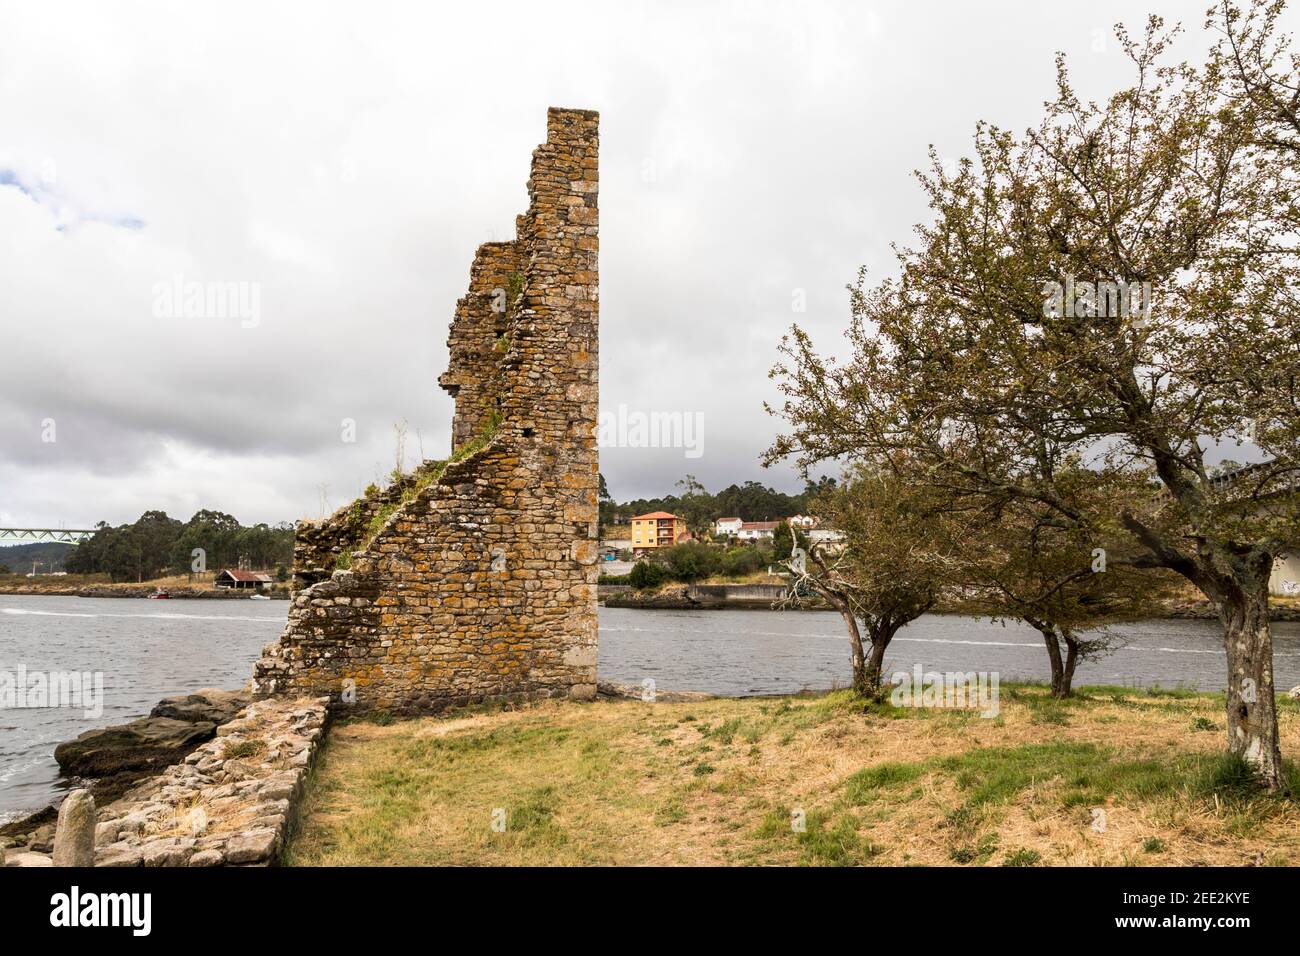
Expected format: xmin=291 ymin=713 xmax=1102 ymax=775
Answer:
xmin=673 ymin=475 xmax=716 ymax=537
xmin=771 ymin=520 xmax=794 ymax=561
xmin=960 ymin=483 xmax=1182 ymax=698
xmin=65 ymin=511 xmax=293 ymax=583
xmin=656 ymin=541 xmax=722 ymax=581
xmin=784 ymin=464 xmax=962 ymax=696
xmin=598 ymin=472 xmax=614 ymax=534
xmin=1210 ymin=0 xmax=1300 ymax=156
xmin=768 ymin=16 xmax=1300 ymax=786
xmin=628 ymin=560 xmax=668 ymax=590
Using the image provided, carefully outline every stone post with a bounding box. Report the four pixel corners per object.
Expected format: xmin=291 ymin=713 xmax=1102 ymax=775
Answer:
xmin=52 ymin=788 xmax=96 ymax=867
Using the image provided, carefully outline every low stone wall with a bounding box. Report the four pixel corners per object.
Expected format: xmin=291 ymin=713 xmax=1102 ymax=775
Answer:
xmin=88 ymin=696 xmax=328 ymax=867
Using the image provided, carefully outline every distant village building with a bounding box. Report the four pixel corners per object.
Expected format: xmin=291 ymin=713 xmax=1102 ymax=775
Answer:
xmin=631 ymin=512 xmax=688 ymax=552
xmin=735 ymin=520 xmax=782 ymax=541
xmin=714 ymin=517 xmax=743 ymax=536
xmin=215 ymin=569 xmax=273 ymax=590
xmin=718 ymin=514 xmax=843 ymax=545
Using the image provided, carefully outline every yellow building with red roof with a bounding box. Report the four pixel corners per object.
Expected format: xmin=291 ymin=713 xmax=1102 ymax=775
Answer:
xmin=630 ymin=512 xmax=688 ymax=552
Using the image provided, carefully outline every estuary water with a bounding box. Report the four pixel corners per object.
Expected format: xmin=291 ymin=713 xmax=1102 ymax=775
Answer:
xmin=2 ymin=594 xmax=1298 ymax=821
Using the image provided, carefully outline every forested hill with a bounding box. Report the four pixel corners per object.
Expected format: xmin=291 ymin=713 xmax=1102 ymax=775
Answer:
xmin=0 ymin=541 xmax=74 ymax=574
xmin=61 ymin=510 xmax=294 ymax=583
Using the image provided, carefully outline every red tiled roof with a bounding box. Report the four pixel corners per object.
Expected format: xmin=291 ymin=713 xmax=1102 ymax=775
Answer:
xmin=218 ymin=569 xmax=273 ymax=583
xmin=633 ymin=511 xmax=677 ymax=520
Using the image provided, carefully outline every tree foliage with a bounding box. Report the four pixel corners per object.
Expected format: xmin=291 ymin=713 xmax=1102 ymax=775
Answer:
xmin=768 ymin=8 xmax=1300 ymax=785
xmin=65 ymin=511 xmax=294 ymax=582
xmin=785 ymin=464 xmax=964 ymax=696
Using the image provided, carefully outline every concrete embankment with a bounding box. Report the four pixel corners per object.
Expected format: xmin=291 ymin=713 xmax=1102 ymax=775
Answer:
xmin=601 ymin=583 xmax=827 ymax=610
xmin=599 ymin=583 xmax=1300 ymax=621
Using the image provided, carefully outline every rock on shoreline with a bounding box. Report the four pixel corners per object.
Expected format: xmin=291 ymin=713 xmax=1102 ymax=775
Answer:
xmin=54 ymin=689 xmax=252 ymax=777
xmin=1 ymin=688 xmax=254 ymax=857
xmin=5 ymin=692 xmax=327 ymax=867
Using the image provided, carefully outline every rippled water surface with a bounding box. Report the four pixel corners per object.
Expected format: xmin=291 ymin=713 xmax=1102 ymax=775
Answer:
xmin=3 ymin=594 xmax=1298 ymax=820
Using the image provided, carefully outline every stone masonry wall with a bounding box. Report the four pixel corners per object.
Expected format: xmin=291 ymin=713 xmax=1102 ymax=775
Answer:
xmin=90 ymin=697 xmax=328 ymax=867
xmin=253 ymin=108 xmax=599 ymax=713
xmin=291 ymin=460 xmax=444 ymax=591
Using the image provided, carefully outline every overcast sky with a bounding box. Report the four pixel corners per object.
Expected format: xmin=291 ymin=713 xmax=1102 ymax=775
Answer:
xmin=0 ymin=0 xmax=1282 ymax=529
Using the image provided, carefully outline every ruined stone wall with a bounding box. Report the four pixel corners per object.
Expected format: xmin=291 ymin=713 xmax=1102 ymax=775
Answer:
xmin=439 ymin=240 xmax=524 ymax=450
xmin=290 ymin=460 xmax=444 ymax=591
xmin=253 ymin=108 xmax=599 ymax=713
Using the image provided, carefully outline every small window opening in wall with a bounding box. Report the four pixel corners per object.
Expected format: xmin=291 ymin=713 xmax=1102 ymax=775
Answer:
xmin=522 ymin=427 xmax=535 ymax=438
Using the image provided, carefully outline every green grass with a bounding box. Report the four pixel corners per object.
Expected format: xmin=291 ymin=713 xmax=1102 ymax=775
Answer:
xmin=844 ymin=762 xmax=925 ymax=804
xmin=1074 ymin=684 xmax=1205 ymax=701
xmin=757 ymin=807 xmax=878 ymax=866
xmin=828 ymin=740 xmax=1300 ymax=829
xmin=1003 ymin=848 xmax=1042 ymax=866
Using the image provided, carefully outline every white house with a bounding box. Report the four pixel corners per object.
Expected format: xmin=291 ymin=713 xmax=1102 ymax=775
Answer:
xmin=714 ymin=517 xmax=743 ymax=536
xmin=736 ymin=520 xmax=781 ymax=541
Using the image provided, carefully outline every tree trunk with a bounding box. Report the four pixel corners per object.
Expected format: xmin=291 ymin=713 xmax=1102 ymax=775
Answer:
xmin=857 ymin=622 xmax=902 ymax=699
xmin=1221 ymin=583 xmax=1285 ymax=791
xmin=863 ymin=634 xmax=890 ymax=696
xmin=829 ymin=602 xmax=871 ymax=697
xmin=1059 ymin=630 xmax=1079 ymax=700
xmin=1031 ymin=621 xmax=1071 ymax=699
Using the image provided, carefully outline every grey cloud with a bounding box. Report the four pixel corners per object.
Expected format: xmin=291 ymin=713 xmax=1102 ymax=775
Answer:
xmin=0 ymin=0 xmax=1275 ymax=527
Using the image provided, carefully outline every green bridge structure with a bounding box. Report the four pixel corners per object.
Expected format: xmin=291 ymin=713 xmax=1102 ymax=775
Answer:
xmin=0 ymin=528 xmax=98 ymax=543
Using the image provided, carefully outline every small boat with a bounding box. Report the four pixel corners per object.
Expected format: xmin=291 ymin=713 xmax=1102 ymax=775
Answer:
xmin=148 ymin=588 xmax=170 ymax=599
xmin=249 ymin=593 xmax=270 ymax=600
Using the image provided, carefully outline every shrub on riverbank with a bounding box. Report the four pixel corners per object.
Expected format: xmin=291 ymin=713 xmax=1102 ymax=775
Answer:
xmin=620 ymin=543 xmax=773 ymax=590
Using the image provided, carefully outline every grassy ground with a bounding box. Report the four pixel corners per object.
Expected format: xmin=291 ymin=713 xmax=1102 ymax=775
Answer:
xmin=285 ymin=686 xmax=1300 ymax=867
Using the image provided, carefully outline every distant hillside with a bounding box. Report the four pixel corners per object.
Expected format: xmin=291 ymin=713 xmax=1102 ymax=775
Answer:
xmin=0 ymin=541 xmax=73 ymax=573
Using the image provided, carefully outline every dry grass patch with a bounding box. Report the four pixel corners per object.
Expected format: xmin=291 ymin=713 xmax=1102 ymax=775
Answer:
xmin=285 ymin=687 xmax=1300 ymax=866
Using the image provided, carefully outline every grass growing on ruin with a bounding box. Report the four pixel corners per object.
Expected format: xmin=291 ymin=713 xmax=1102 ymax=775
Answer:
xmin=333 ymin=412 xmax=509 ymax=570
xmin=221 ymin=738 xmax=266 ymax=760
xmin=285 ymin=686 xmax=1300 ymax=867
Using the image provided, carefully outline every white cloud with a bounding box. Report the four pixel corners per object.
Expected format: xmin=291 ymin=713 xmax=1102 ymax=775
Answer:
xmin=0 ymin=0 xmax=1275 ymax=525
